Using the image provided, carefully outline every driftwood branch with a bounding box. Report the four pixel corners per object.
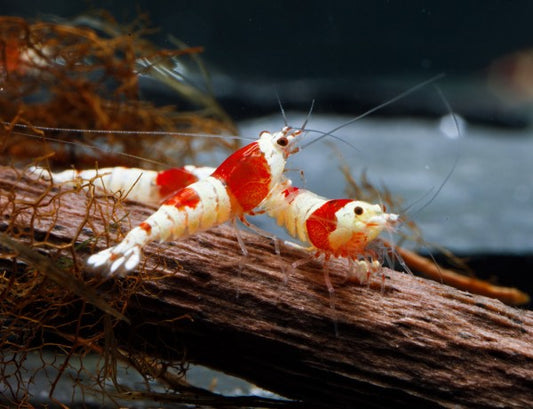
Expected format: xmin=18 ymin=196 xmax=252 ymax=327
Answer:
xmin=1 ymin=166 xmax=533 ymax=408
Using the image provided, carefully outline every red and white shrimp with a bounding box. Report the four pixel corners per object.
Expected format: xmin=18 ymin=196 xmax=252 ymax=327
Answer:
xmin=34 ymin=163 xmax=398 ymax=288
xmin=263 ymin=180 xmax=399 ymax=290
xmin=81 ymin=127 xmax=301 ymax=276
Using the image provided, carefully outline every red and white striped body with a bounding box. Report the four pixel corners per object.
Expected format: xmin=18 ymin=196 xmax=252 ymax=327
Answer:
xmin=85 ymin=127 xmax=301 ymax=275
xmin=264 ymin=180 xmax=398 ymax=267
xmin=29 ymin=165 xmax=213 ymax=206
xmin=89 ymin=174 xmax=233 ymax=272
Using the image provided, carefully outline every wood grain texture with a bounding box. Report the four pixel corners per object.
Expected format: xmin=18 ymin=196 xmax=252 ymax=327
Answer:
xmin=1 ymin=166 xmax=532 ymax=408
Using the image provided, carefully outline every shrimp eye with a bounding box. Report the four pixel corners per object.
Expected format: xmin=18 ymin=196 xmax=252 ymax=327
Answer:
xmin=277 ymin=136 xmax=289 ymax=146
xmin=354 ymin=206 xmax=364 ymax=215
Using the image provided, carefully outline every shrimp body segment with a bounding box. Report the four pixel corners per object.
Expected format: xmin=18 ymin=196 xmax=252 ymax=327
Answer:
xmin=86 ymin=127 xmax=301 ymax=276
xmin=265 ymin=182 xmax=398 ymax=261
xmin=30 ymin=165 xmax=213 ymax=206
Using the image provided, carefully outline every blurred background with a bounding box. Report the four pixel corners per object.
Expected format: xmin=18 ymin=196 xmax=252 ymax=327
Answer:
xmin=3 ymin=0 xmax=533 ymax=124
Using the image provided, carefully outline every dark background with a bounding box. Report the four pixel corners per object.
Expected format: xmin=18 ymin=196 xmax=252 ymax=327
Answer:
xmin=3 ymin=1 xmax=533 ymax=123
xmin=4 ymin=1 xmax=533 ymax=77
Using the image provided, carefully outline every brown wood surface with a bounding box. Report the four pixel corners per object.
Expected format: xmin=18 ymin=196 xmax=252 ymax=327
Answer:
xmin=1 ymin=166 xmax=533 ymax=408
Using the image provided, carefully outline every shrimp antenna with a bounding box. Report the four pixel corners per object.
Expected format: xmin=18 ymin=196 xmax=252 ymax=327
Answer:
xmin=9 ymin=129 xmax=172 ymax=168
xmin=302 ymin=126 xmax=362 ymax=152
xmin=298 ymin=99 xmax=361 ymax=151
xmin=300 ymin=99 xmax=316 ymax=131
xmin=2 ymin=122 xmax=252 ymax=142
xmin=276 ymin=93 xmax=289 ymax=127
xmin=403 ymin=84 xmax=460 ymax=216
xmin=301 ymin=72 xmax=446 ymax=149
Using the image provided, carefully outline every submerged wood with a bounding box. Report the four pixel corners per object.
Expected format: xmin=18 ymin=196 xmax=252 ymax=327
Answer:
xmin=1 ymin=166 xmax=532 ymax=408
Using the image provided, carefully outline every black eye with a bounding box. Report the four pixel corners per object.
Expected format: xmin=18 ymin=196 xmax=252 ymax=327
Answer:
xmin=277 ymin=137 xmax=288 ymax=146
xmin=354 ymin=206 xmax=364 ymax=215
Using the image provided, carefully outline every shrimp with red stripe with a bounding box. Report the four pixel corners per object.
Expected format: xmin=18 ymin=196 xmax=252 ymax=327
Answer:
xmin=33 ymin=162 xmax=399 ymax=288
xmin=262 ymin=179 xmax=399 ymax=291
xmin=80 ymin=127 xmax=301 ymax=276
